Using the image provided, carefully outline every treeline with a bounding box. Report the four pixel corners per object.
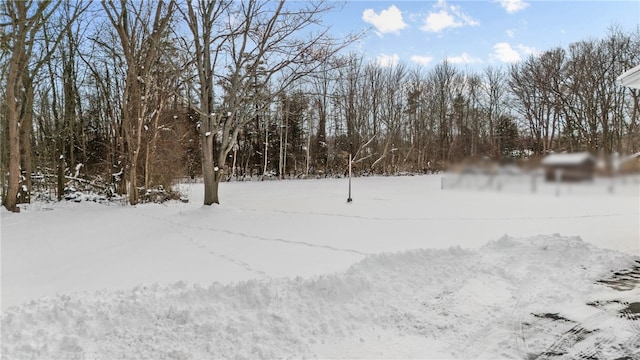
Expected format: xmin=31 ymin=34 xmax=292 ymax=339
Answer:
xmin=270 ymin=27 xmax=640 ymax=177
xmin=1 ymin=1 xmax=639 ymax=210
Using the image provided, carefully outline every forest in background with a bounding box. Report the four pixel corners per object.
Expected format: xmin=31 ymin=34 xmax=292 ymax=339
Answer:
xmin=1 ymin=0 xmax=639 ymax=210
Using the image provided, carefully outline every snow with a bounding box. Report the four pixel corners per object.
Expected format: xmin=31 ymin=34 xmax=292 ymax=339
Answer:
xmin=541 ymin=152 xmax=595 ymax=165
xmin=1 ymin=175 xmax=639 ymax=359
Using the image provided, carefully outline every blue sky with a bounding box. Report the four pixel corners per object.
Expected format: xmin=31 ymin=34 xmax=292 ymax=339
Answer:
xmin=323 ymin=0 xmax=640 ymax=70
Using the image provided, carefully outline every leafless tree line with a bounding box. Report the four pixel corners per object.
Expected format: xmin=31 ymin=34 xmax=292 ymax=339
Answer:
xmin=1 ymin=0 xmax=638 ymax=210
xmin=275 ymin=26 xmax=638 ymax=178
xmin=510 ymin=26 xmax=640 ymax=159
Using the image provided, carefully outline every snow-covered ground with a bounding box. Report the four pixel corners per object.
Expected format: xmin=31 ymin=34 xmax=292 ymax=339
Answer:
xmin=1 ymin=175 xmax=639 ymax=359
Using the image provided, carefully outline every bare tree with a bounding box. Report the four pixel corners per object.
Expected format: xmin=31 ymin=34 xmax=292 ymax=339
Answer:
xmin=483 ymin=66 xmax=507 ymax=157
xmin=101 ymin=0 xmax=176 ymax=205
xmin=309 ymin=59 xmax=336 ymax=175
xmin=1 ymin=1 xmax=83 ymax=211
xmin=509 ymin=50 xmax=564 ymax=155
xmin=427 ymin=60 xmax=462 ymax=163
xmin=370 ymin=63 xmax=407 ymax=172
xmin=182 ymin=0 xmax=359 ymax=205
xmin=180 ymin=0 xmax=232 ymax=204
xmin=80 ymin=23 xmax=129 ymax=195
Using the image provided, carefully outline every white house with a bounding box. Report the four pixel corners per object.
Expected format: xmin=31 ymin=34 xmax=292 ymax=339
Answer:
xmin=617 ymin=64 xmax=640 ymax=89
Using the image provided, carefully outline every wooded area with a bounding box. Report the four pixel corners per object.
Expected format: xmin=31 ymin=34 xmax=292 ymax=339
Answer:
xmin=1 ymin=0 xmax=639 ymax=210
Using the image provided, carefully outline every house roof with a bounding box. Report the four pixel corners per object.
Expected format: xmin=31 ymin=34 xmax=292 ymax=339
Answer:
xmin=617 ymin=64 xmax=640 ymax=89
xmin=541 ymin=152 xmax=595 ymax=166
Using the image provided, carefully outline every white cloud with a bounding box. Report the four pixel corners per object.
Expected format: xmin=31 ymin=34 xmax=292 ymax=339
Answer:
xmin=517 ymin=44 xmax=537 ymax=56
xmin=375 ymin=53 xmax=400 ymax=67
xmin=496 ymin=0 xmax=529 ymax=14
xmin=420 ymin=0 xmax=479 ymax=33
xmin=491 ymin=42 xmax=521 ymax=63
xmin=506 ymin=29 xmax=515 ymax=38
xmin=447 ymin=53 xmax=483 ymax=65
xmin=449 ymin=3 xmax=480 ymax=27
xmin=362 ymin=5 xmax=408 ymax=35
xmin=410 ymin=55 xmax=434 ymax=66
xmin=421 ymin=9 xmax=458 ymax=33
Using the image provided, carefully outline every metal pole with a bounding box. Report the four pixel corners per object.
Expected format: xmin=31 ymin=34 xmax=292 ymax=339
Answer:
xmin=347 ymin=154 xmax=352 ymax=203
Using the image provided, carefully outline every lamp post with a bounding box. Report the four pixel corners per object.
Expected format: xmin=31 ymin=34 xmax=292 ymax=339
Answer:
xmin=347 ymin=154 xmax=353 ymax=203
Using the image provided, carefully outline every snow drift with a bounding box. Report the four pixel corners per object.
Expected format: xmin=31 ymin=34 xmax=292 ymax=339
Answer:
xmin=2 ymin=235 xmax=639 ymax=359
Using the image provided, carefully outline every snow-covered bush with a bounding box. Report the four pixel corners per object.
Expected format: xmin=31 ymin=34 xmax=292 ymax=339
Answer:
xmin=138 ymin=186 xmax=186 ymax=204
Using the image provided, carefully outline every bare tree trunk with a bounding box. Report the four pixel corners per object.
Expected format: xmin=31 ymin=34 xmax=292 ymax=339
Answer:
xmin=278 ymin=116 xmax=284 ymax=178
xmin=1 ymin=0 xmax=56 ymax=211
xmin=283 ymin=114 xmax=288 ymax=177
xmin=306 ymin=116 xmax=312 ymax=175
xmin=57 ymin=154 xmax=65 ymax=201
xmin=4 ymin=48 xmax=22 ymax=212
xmin=231 ymin=146 xmax=238 ymax=179
xmin=144 ymin=99 xmax=164 ymax=189
xmin=20 ymin=117 xmax=33 ymax=205
xmin=0 ymin=106 xmax=8 ymax=204
xmin=263 ymin=113 xmax=269 ymax=178
xmin=202 ymin=131 xmax=219 ymax=204
xmin=18 ymin=75 xmax=35 ymax=204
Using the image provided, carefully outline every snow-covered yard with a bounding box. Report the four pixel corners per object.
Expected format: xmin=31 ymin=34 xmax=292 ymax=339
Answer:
xmin=1 ymin=175 xmax=639 ymax=359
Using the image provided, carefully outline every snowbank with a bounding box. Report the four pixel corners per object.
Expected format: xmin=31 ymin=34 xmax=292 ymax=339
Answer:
xmin=2 ymin=235 xmax=639 ymax=359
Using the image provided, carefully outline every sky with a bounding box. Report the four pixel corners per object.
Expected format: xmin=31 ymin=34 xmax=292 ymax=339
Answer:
xmin=323 ymin=0 xmax=640 ymax=70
